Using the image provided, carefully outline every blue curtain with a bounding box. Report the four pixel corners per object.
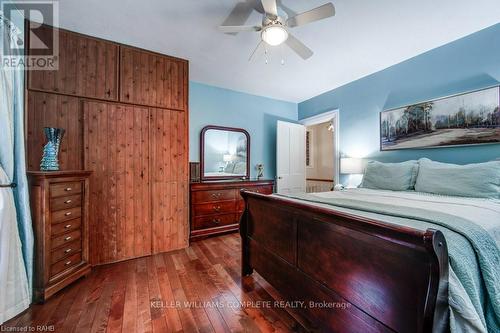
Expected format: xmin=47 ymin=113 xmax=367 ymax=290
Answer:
xmin=0 ymin=11 xmax=34 ymax=299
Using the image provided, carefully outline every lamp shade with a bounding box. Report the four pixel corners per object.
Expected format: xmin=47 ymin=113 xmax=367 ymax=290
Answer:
xmin=340 ymin=157 xmax=364 ymax=174
xmin=223 ymin=154 xmax=234 ymax=162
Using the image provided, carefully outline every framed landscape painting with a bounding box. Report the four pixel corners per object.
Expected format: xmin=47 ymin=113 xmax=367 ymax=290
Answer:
xmin=380 ymin=86 xmax=500 ymax=150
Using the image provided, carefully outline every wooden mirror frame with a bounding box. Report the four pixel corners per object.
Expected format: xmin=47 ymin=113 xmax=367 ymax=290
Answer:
xmin=200 ymin=125 xmax=250 ymax=181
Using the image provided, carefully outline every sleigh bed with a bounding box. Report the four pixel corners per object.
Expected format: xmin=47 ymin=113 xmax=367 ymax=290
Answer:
xmin=239 ymin=190 xmax=451 ymax=333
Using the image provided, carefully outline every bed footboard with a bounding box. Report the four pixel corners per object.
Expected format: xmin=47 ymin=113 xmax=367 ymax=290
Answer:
xmin=240 ymin=191 xmax=449 ymax=333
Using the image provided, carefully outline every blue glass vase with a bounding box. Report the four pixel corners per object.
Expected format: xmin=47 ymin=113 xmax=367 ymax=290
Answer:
xmin=40 ymin=127 xmax=65 ymax=171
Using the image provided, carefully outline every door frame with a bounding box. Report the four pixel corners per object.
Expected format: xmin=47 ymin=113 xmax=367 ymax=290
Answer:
xmin=299 ymin=109 xmax=340 ymax=185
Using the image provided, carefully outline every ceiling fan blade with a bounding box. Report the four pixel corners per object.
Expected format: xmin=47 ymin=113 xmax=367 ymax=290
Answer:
xmin=219 ymin=25 xmax=262 ymax=33
xmin=252 ymin=0 xmax=264 ymax=13
xmin=261 ymin=0 xmax=278 ymax=17
xmin=248 ymin=41 xmax=265 ymax=62
xmin=287 ymin=3 xmax=335 ymax=28
xmin=277 ymin=0 xmax=296 ymax=18
xmin=285 ymin=34 xmax=313 ymax=59
xmin=221 ymin=1 xmax=256 ymax=35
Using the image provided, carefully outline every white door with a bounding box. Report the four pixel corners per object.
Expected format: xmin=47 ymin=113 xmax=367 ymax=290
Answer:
xmin=276 ymin=121 xmax=306 ymax=194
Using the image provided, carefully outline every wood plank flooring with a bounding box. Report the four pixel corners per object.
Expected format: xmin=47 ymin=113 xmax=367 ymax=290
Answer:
xmin=2 ymin=234 xmax=303 ymax=333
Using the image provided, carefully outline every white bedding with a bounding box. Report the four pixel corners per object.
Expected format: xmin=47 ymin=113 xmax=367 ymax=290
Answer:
xmin=276 ymin=188 xmax=500 ymax=243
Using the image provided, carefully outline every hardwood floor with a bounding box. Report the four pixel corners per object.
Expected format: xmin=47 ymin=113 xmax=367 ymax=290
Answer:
xmin=2 ymin=233 xmax=303 ymax=333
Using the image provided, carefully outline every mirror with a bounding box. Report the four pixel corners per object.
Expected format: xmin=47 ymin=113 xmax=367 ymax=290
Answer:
xmin=201 ymin=126 xmax=250 ymax=180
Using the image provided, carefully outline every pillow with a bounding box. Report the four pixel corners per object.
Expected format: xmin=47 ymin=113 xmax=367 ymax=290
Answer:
xmin=224 ymin=162 xmax=235 ymax=173
xmin=361 ymin=160 xmax=419 ymax=191
xmin=415 ymin=158 xmax=500 ymax=199
xmin=233 ymin=162 xmax=246 ymax=175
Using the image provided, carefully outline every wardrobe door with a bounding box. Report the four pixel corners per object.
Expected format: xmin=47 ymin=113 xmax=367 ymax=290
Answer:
xmin=28 ymin=26 xmax=118 ymax=100
xmin=150 ymin=108 xmax=189 ymax=253
xmin=120 ymin=46 xmax=187 ymax=110
xmin=26 ymin=91 xmax=83 ymax=171
xmin=84 ymin=101 xmax=151 ymax=264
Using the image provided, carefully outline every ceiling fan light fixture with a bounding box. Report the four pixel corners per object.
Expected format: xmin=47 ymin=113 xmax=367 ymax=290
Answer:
xmin=261 ymin=24 xmax=288 ymax=46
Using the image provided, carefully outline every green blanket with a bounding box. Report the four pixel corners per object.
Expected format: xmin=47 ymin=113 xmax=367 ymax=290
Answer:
xmin=278 ymin=192 xmax=500 ymax=332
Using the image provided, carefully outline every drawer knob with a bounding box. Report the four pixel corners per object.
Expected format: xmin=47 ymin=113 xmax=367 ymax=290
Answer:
xmin=64 ymin=248 xmax=72 ymax=253
xmin=65 ymin=236 xmax=72 ymax=241
xmin=65 ymin=260 xmax=72 ymax=266
xmin=65 ymin=199 xmax=72 ymax=204
xmin=213 ymin=205 xmax=221 ymax=212
xmin=65 ymin=187 xmax=72 ymax=192
xmin=65 ymin=212 xmax=72 ymax=216
xmin=211 ymin=192 xmax=222 ymax=198
xmin=65 ymin=224 xmax=72 ymax=229
xmin=213 ymin=218 xmax=220 ymax=224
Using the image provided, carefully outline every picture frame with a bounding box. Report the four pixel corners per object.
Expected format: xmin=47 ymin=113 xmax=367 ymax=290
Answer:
xmin=380 ymin=85 xmax=500 ymax=151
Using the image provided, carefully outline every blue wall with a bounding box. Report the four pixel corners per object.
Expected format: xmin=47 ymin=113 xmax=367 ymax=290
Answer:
xmin=299 ymin=23 xmax=500 ymax=167
xmin=189 ymin=82 xmax=298 ymax=179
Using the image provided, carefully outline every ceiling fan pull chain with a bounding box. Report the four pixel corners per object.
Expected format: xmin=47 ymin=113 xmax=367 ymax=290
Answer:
xmin=280 ymin=45 xmax=285 ymax=65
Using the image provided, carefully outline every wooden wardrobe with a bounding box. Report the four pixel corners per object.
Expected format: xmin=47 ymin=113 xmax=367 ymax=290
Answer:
xmin=26 ymin=24 xmax=189 ymax=265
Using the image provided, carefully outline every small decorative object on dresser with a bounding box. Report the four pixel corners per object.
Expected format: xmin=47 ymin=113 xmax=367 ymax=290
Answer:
xmin=28 ymin=171 xmax=92 ymax=302
xmin=190 ymin=179 xmax=274 ymax=241
xmin=256 ymin=164 xmax=264 ymax=179
xmin=40 ymin=127 xmax=65 ymax=171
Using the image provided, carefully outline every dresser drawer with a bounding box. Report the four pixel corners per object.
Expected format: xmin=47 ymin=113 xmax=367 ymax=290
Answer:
xmin=52 ymin=229 xmax=81 ymax=249
xmin=50 ymin=194 xmax=81 ymax=211
xmin=51 ymin=218 xmax=81 ymax=236
xmin=192 ymin=213 xmax=238 ymax=230
xmin=192 ymin=189 xmax=235 ymax=203
xmin=193 ymin=200 xmax=237 ymax=216
xmin=51 ymin=207 xmax=82 ymax=224
xmin=237 ymin=199 xmax=245 ymax=212
xmin=51 ymin=239 xmax=82 ymax=264
xmin=50 ymin=252 xmax=82 ymax=277
xmin=50 ymin=182 xmax=82 ymax=198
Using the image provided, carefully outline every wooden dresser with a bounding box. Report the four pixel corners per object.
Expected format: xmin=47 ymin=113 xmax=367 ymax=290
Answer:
xmin=190 ymin=179 xmax=274 ymax=241
xmin=28 ymin=171 xmax=92 ymax=302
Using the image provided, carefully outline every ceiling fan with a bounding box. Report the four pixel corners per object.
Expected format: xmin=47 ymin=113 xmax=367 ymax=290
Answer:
xmin=219 ymin=0 xmax=335 ymax=61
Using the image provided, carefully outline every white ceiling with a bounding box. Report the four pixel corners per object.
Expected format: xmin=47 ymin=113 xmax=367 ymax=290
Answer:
xmin=57 ymin=0 xmax=500 ymax=102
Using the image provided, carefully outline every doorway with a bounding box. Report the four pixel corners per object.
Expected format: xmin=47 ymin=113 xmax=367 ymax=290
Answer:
xmin=300 ymin=110 xmax=339 ymax=193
